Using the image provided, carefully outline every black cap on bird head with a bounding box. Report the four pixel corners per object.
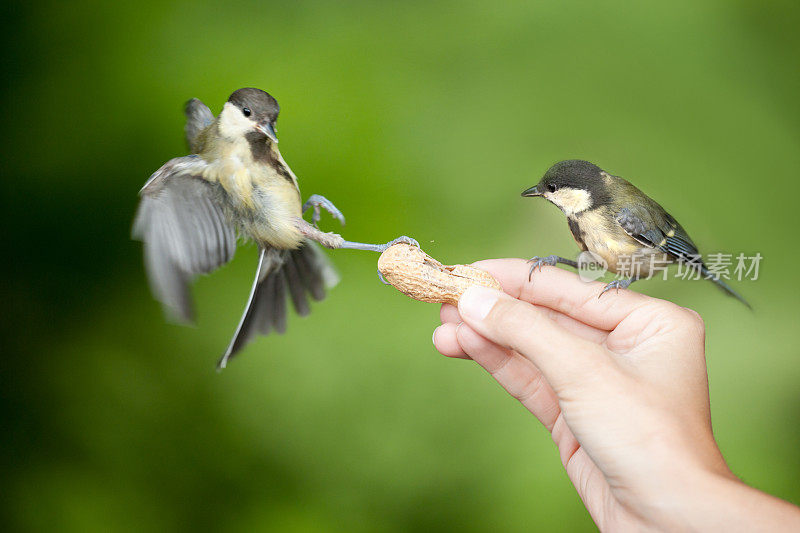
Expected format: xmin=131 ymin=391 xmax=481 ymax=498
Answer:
xmin=521 ymin=160 xmax=610 ymax=214
xmin=522 ymin=160 xmax=603 ymax=196
xmin=227 ymin=88 xmax=280 ymax=142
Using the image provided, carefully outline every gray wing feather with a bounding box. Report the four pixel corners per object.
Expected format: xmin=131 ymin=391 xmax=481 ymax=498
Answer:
xmin=133 ymin=156 xmax=237 ymax=322
xmin=184 ymin=98 xmax=214 ymax=153
xmin=616 ymin=207 xmax=750 ymax=307
xmin=617 ymin=207 xmax=657 ymax=247
xmin=616 ymin=206 xmax=700 ymax=262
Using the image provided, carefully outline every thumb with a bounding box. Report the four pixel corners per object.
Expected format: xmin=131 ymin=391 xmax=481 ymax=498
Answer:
xmin=457 ymin=286 xmax=608 ymax=392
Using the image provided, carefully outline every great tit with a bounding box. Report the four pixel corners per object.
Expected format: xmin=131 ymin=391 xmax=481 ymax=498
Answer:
xmin=521 ymin=159 xmax=749 ymax=307
xmin=133 ymin=88 xmax=418 ymax=368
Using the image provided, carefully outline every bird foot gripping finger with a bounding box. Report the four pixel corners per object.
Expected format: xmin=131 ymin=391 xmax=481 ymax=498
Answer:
xmin=598 ymin=278 xmax=633 ymax=298
xmin=527 ymin=255 xmax=559 ymax=280
xmin=303 ymin=194 xmax=346 ymax=228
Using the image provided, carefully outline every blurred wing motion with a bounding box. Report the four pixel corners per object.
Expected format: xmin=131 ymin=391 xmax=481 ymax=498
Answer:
xmin=133 ymin=156 xmax=340 ymax=363
xmin=133 ymin=156 xmax=237 ymax=322
xmin=219 ymin=242 xmax=339 ymax=368
xmin=184 ymin=98 xmax=214 ymax=153
xmin=616 ymin=206 xmax=750 ymax=307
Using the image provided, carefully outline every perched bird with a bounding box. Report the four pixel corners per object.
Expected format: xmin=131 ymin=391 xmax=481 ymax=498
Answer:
xmin=133 ymin=88 xmax=417 ymax=368
xmin=521 ymin=159 xmax=749 ymax=307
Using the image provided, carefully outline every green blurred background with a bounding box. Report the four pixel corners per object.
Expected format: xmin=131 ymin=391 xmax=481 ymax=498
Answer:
xmin=2 ymin=0 xmax=799 ymax=531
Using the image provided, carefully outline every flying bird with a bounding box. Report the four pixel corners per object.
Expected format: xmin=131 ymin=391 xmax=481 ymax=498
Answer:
xmin=133 ymin=88 xmax=417 ymax=368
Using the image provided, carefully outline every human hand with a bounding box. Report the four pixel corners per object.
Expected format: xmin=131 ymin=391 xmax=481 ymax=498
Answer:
xmin=433 ymin=259 xmax=800 ymax=531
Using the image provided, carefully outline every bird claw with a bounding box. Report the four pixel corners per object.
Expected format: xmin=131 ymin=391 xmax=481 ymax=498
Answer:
xmin=527 ymin=255 xmax=559 ymax=280
xmin=377 ymin=269 xmax=391 ymax=285
xmin=303 ymin=194 xmax=346 ymax=228
xmin=598 ymin=279 xmax=633 ymax=298
xmin=379 ymin=235 xmax=420 ymax=252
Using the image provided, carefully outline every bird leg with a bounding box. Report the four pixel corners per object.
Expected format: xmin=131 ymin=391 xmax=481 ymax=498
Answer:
xmin=527 ymin=255 xmax=579 ymax=280
xmin=337 ymin=236 xmax=420 ymax=252
xmin=598 ymin=278 xmax=637 ymax=298
xmin=295 ymin=218 xmax=419 ymax=252
xmin=302 ymin=194 xmax=346 ymax=228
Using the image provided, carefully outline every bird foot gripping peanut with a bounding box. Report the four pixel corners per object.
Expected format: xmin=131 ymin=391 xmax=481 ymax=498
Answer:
xmin=377 ymin=244 xmax=501 ymax=305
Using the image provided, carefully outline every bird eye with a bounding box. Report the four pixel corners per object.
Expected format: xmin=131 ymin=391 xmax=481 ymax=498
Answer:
xmin=547 ymin=183 xmax=557 ymax=193
xmin=242 ymin=107 xmax=251 ymax=117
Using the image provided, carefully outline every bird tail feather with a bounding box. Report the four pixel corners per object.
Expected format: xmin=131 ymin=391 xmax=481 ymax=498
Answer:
xmin=217 ymin=241 xmax=338 ymax=369
xmin=699 ymin=265 xmax=751 ymax=310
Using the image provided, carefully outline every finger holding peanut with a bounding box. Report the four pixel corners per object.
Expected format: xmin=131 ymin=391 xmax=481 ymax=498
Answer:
xmin=377 ymin=244 xmax=501 ymax=305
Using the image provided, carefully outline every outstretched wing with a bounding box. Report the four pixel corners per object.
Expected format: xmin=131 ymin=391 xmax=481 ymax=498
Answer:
xmin=184 ymin=98 xmax=214 ymax=153
xmin=132 ymin=156 xmax=237 ymax=322
xmin=616 ymin=205 xmax=701 ymax=264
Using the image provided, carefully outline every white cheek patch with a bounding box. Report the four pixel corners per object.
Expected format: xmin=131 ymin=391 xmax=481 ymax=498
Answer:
xmin=546 ymin=188 xmax=592 ymax=216
xmin=218 ymin=102 xmax=254 ymax=139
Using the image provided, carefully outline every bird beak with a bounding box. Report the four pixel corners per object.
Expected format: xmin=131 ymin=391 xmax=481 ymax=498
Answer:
xmin=256 ymin=122 xmax=278 ymax=143
xmin=521 ymin=185 xmax=542 ymax=197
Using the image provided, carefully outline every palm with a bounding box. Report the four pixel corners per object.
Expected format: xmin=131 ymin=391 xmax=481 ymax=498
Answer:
xmin=551 ymin=306 xmax=700 ymax=528
xmin=434 ymin=259 xmax=718 ymax=530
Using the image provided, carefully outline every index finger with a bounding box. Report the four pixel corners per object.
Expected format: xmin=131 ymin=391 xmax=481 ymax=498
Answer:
xmin=471 ymin=258 xmax=657 ymax=331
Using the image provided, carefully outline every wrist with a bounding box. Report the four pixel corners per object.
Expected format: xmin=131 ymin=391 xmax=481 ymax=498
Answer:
xmin=626 ymin=469 xmax=800 ymax=531
xmin=611 ymin=432 xmax=736 ymax=530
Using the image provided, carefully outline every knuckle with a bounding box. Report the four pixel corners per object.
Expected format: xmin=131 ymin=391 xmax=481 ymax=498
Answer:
xmin=681 ymin=307 xmax=704 ymax=326
xmin=680 ymin=307 xmax=705 ymax=330
xmin=652 ymin=301 xmax=706 ymax=338
xmin=681 ymin=307 xmax=706 ymax=339
xmin=652 ymin=299 xmax=679 ymax=314
xmin=652 ymin=300 xmax=690 ymax=323
xmin=514 ymin=372 xmax=547 ymax=405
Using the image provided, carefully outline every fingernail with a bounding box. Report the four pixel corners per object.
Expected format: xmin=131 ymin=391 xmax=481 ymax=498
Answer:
xmin=458 ymin=286 xmax=500 ymax=321
xmin=432 ymin=326 xmax=439 ymax=346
